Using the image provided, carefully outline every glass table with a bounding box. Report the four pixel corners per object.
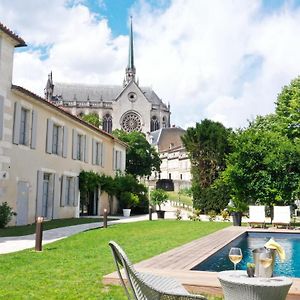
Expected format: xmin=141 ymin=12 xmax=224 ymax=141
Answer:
xmin=218 ymin=270 xmax=293 ymax=300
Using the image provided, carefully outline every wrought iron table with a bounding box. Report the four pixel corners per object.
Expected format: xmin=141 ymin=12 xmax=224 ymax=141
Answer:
xmin=218 ymin=270 xmax=292 ymax=300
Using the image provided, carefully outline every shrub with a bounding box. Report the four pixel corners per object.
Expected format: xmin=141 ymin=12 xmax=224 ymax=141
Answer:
xmin=0 ymin=202 xmax=16 ymax=228
xmin=188 ymin=209 xmax=201 ymax=221
xmin=120 ymin=192 xmax=140 ymax=209
xmin=221 ymin=209 xmax=230 ymax=221
xmin=175 ymin=209 xmax=182 ymax=220
xmin=207 ymin=210 xmax=216 ymax=221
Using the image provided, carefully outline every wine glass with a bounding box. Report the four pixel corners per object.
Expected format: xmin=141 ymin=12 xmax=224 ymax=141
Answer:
xmin=229 ymin=247 xmax=243 ymax=270
xmin=259 ymin=250 xmax=273 ymax=269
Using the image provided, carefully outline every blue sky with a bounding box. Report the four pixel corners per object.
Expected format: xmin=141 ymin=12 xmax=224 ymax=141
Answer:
xmin=1 ymin=0 xmax=300 ymax=129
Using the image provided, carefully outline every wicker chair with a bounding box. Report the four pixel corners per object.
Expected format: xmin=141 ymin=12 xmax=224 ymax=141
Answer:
xmin=108 ymin=241 xmax=207 ymax=300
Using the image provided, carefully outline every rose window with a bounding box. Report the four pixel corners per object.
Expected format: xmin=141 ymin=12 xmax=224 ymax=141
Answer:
xmin=121 ymin=112 xmax=142 ymax=132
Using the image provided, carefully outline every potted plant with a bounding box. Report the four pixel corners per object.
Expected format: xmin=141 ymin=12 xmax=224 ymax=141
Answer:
xmin=227 ymin=198 xmax=248 ymax=226
xmin=120 ymin=192 xmax=139 ymax=217
xmin=150 ymin=189 xmax=168 ymax=219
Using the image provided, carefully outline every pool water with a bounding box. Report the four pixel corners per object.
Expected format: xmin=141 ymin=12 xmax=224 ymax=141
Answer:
xmin=192 ymin=232 xmax=300 ymax=278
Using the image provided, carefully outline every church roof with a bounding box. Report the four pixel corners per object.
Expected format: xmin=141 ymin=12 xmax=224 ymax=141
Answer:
xmin=53 ymin=82 xmax=166 ymax=107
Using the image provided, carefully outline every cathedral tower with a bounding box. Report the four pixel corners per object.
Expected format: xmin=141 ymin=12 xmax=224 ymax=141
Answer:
xmin=124 ymin=17 xmax=136 ymax=86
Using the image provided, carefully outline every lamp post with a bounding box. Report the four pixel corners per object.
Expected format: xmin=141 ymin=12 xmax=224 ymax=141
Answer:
xmin=35 ymin=216 xmax=44 ymax=252
xmin=103 ymin=208 xmax=108 ymax=228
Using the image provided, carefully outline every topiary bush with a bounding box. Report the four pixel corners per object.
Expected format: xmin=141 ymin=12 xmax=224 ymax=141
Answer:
xmin=0 ymin=202 xmax=16 ymax=228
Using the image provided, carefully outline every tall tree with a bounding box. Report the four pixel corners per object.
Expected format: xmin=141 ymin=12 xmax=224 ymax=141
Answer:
xmin=222 ymin=128 xmax=300 ymax=206
xmin=181 ymin=119 xmax=232 ymax=211
xmin=275 ymin=76 xmax=300 ymax=140
xmin=81 ymin=113 xmax=102 ymax=128
xmin=113 ymin=129 xmax=161 ymax=177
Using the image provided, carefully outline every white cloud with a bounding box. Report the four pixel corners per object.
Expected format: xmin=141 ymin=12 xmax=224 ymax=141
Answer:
xmin=1 ymin=0 xmax=300 ymax=129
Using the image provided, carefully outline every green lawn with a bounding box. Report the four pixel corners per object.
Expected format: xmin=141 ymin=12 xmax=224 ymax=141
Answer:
xmin=167 ymin=191 xmax=193 ymax=207
xmin=0 ymin=218 xmax=117 ymax=237
xmin=0 ymin=220 xmax=228 ymax=299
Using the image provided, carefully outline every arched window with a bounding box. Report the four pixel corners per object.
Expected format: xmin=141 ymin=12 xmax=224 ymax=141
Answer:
xmin=102 ymin=114 xmax=112 ymax=133
xmin=150 ymin=116 xmax=160 ymax=132
xmin=162 ymin=116 xmax=167 ymax=128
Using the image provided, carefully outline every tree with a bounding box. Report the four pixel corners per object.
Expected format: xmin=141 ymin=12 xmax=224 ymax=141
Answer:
xmin=150 ymin=189 xmax=168 ymax=211
xmin=222 ymin=128 xmax=300 ymax=207
xmin=181 ymin=119 xmax=232 ymax=211
xmin=275 ymin=76 xmax=300 ymax=140
xmin=81 ymin=113 xmax=102 ymax=128
xmin=113 ymin=129 xmax=161 ymax=177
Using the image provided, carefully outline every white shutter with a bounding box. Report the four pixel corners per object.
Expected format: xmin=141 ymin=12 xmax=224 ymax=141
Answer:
xmin=112 ymin=147 xmax=115 ymax=170
xmin=61 ymin=175 xmax=67 ymax=207
xmin=84 ymin=136 xmax=89 ymax=163
xmin=72 ymin=129 xmax=77 ymax=160
xmin=36 ymin=171 xmax=44 ymax=217
xmin=57 ymin=126 xmax=63 ymax=156
xmin=24 ymin=110 xmax=30 ymax=146
xmin=74 ymin=177 xmax=79 ymax=207
xmin=53 ymin=174 xmax=60 ymax=218
xmin=30 ymin=110 xmax=38 ymax=149
xmin=0 ymin=95 xmax=4 ymax=140
xmin=46 ymin=119 xmax=53 ymax=153
xmin=101 ymin=143 xmax=105 ymax=167
xmin=47 ymin=174 xmax=54 ymax=219
xmin=13 ymin=102 xmax=21 ymax=144
xmin=62 ymin=126 xmax=68 ymax=158
xmin=92 ymin=139 xmax=96 ymax=165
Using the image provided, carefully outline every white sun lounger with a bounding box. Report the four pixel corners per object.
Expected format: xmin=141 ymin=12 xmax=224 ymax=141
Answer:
xmin=248 ymin=205 xmax=266 ymax=228
xmin=272 ymin=206 xmax=291 ymax=228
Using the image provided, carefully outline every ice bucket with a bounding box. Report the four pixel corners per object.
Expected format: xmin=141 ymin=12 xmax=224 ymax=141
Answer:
xmin=252 ymin=247 xmax=275 ymax=277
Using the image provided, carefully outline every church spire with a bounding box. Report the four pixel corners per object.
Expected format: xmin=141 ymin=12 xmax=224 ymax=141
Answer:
xmin=124 ymin=16 xmax=136 ymax=86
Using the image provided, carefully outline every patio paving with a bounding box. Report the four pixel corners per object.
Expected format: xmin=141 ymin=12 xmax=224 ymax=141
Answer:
xmin=103 ymin=226 xmax=300 ymax=300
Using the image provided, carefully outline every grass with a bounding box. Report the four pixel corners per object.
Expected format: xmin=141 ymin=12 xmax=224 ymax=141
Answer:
xmin=0 ymin=217 xmax=117 ymax=237
xmin=0 ymin=220 xmax=228 ymax=299
xmin=167 ymin=191 xmax=193 ymax=207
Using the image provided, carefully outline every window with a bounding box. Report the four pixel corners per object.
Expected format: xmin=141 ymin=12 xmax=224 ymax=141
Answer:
xmin=46 ymin=119 xmax=67 ymax=157
xmin=102 ymin=114 xmax=112 ymax=133
xmin=162 ymin=116 xmax=167 ymax=128
xmin=77 ymin=134 xmax=83 ymax=160
xmin=65 ymin=177 xmax=75 ymax=206
xmin=72 ymin=129 xmax=88 ymax=162
xmin=52 ymin=124 xmax=59 ymax=154
xmin=13 ymin=102 xmax=37 ymax=148
xmin=150 ymin=116 xmax=160 ymax=132
xmin=36 ymin=171 xmax=59 ymax=219
xmin=60 ymin=175 xmax=79 ymax=207
xmin=114 ymin=149 xmax=123 ymax=171
xmin=19 ymin=107 xmax=29 ymax=145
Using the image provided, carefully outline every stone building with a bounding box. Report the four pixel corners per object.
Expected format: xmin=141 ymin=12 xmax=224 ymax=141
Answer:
xmin=44 ymin=19 xmax=171 ymax=135
xmin=149 ymin=127 xmax=191 ymax=191
xmin=0 ymin=22 xmax=126 ymax=225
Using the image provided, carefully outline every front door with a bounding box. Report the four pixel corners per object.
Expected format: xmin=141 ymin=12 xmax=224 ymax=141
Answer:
xmin=16 ymin=181 xmax=29 ymax=225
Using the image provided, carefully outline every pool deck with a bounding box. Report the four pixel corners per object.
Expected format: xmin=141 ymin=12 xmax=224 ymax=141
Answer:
xmin=103 ymin=226 xmax=300 ymax=299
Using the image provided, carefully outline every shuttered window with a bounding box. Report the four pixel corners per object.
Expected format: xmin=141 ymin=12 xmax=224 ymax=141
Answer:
xmin=19 ymin=107 xmax=29 ymax=145
xmin=13 ymin=102 xmax=37 ymax=148
xmin=52 ymin=124 xmax=59 ymax=154
xmin=61 ymin=175 xmax=78 ymax=207
xmin=46 ymin=119 xmax=67 ymax=157
xmin=114 ymin=150 xmax=123 ymax=171
xmin=72 ymin=131 xmax=87 ymax=161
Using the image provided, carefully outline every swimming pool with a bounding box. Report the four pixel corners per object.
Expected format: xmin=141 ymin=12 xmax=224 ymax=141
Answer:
xmin=192 ymin=232 xmax=300 ymax=278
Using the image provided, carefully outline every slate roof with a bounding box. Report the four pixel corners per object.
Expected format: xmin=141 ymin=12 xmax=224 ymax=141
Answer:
xmin=53 ymin=82 xmax=167 ymax=107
